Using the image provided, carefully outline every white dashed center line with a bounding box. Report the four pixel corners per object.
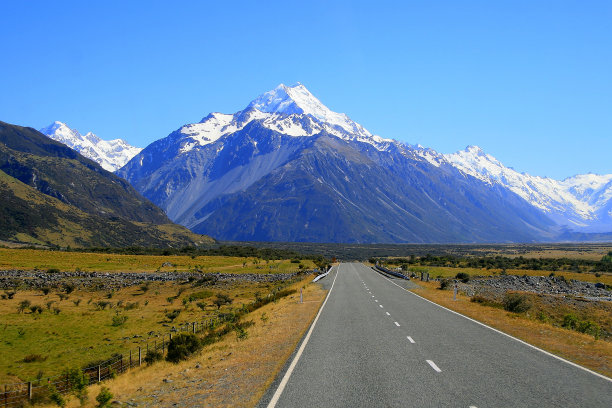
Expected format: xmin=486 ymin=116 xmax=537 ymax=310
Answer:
xmin=379 ymin=305 xmax=383 ymax=308
xmin=394 ymin=321 xmax=400 ymax=327
xmin=407 ymin=336 xmax=415 ymax=343
xmin=385 ymin=312 xmax=390 ymax=316
xmin=375 ymin=300 xmax=378 ymax=302
xmin=427 ymin=360 xmax=442 ymax=373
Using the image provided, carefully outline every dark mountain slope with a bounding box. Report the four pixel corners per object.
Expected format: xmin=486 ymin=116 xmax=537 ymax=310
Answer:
xmin=191 ymin=135 xmax=555 ymax=243
xmin=0 ymin=121 xmax=213 ymax=247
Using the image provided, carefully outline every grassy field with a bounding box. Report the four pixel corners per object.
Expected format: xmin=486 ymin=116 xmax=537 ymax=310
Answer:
xmin=411 ymin=281 xmax=612 ymax=377
xmin=0 ymin=248 xmax=315 ymax=274
xmin=75 ymin=277 xmax=326 ymax=408
xmin=0 ymin=271 xmax=309 ymax=384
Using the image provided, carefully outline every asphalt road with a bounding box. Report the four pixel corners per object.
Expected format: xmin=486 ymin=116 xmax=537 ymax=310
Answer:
xmin=261 ymin=262 xmax=612 ymax=408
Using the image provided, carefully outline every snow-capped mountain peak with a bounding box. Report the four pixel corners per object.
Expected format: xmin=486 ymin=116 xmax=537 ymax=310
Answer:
xmin=175 ymin=83 xmax=393 ymax=154
xmin=445 ymin=145 xmax=612 ymax=232
xmin=40 ymin=121 xmax=142 ymax=172
xmin=246 ymin=83 xmax=378 ymax=139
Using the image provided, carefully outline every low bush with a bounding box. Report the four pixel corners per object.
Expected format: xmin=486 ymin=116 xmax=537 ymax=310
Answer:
xmin=23 ymin=353 xmax=48 ymax=363
xmin=439 ymin=279 xmax=452 ymax=290
xmin=144 ymin=349 xmax=163 ymax=365
xmin=166 ymin=333 xmax=201 ymax=363
xmin=562 ymin=313 xmax=601 ymax=338
xmin=111 ymin=315 xmax=128 ymax=326
xmin=470 ymin=295 xmax=500 ymax=308
xmin=502 ymin=293 xmax=531 ymax=313
xmin=96 ymin=386 xmax=112 ymax=407
xmin=455 ymin=272 xmax=470 ymax=283
xmin=165 ymin=309 xmax=181 ymax=321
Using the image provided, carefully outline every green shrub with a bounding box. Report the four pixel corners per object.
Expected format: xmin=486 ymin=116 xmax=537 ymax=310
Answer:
xmin=439 ymin=279 xmax=452 ymax=290
xmin=18 ymin=299 xmax=31 ymax=313
xmin=165 ymin=309 xmax=181 ymax=322
xmin=111 ymin=315 xmax=128 ymax=326
xmin=196 ymin=301 xmax=207 ymax=311
xmin=455 ymin=272 xmax=470 ymax=283
xmin=29 ymin=305 xmax=43 ymax=314
xmin=49 ymin=386 xmax=66 ymax=407
xmin=562 ymin=313 xmax=601 ymax=338
xmin=213 ymin=294 xmax=233 ymax=309
xmin=47 ymin=268 xmax=60 ymax=274
xmin=502 ymin=293 xmax=531 ymax=313
xmin=166 ymin=333 xmax=201 ymax=363
xmin=144 ymin=349 xmax=163 ymax=365
xmin=62 ymin=367 xmax=89 ymax=394
xmin=95 ymin=386 xmax=113 ymax=407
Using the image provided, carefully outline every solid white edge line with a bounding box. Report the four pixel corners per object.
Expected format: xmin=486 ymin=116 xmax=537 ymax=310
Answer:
xmin=427 ymin=360 xmax=442 ymax=372
xmin=407 ymin=336 xmax=415 ymax=343
xmin=266 ymin=265 xmax=340 ymax=408
xmin=370 ymin=264 xmax=612 ymax=383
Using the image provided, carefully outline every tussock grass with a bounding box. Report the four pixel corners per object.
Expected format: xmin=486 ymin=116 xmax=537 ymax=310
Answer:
xmin=0 ymin=275 xmax=300 ymax=383
xmin=51 ymin=277 xmax=325 ymax=408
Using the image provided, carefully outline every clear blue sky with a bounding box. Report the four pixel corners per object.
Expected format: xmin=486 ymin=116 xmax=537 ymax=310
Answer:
xmin=1 ymin=0 xmax=610 ymax=179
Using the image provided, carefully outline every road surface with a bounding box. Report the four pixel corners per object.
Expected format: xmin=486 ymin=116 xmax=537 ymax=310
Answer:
xmin=260 ymin=262 xmax=611 ymax=407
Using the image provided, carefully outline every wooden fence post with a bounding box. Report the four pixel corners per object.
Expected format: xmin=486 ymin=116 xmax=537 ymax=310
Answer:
xmin=97 ymin=365 xmax=101 ymax=382
xmin=192 ymin=322 xmax=195 ymax=333
xmin=120 ymin=356 xmax=123 ymax=373
xmin=129 ymin=350 xmax=132 ymax=368
xmin=28 ymin=382 xmax=32 ymax=400
xmin=138 ymin=347 xmax=142 ymax=366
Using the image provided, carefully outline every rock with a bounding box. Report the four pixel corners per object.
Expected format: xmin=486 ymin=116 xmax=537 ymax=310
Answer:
xmin=195 ymin=363 xmax=201 ymax=369
xmin=163 ymin=378 xmax=173 ymax=383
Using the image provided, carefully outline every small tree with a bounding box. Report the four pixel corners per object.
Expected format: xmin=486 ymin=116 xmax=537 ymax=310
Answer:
xmin=166 ymin=333 xmax=201 ymax=363
xmin=18 ymin=299 xmax=31 ymax=313
xmin=95 ymin=387 xmax=113 ymax=407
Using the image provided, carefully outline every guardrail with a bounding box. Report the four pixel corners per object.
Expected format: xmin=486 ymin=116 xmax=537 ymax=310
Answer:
xmin=312 ymin=266 xmax=332 ymax=282
xmin=373 ymin=265 xmax=410 ymax=280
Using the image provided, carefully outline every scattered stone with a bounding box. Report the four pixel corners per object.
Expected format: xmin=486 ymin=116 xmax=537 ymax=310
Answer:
xmin=163 ymin=378 xmax=173 ymax=383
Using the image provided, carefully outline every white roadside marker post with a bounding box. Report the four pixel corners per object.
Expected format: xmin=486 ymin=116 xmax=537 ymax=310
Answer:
xmin=453 ymin=281 xmax=457 ymax=301
xmin=300 ymin=288 xmax=303 ymax=304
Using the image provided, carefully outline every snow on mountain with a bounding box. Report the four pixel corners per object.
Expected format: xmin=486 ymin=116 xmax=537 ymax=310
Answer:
xmin=445 ymin=146 xmax=612 ymax=231
xmin=40 ymin=121 xmax=142 ymax=172
xmin=174 ymin=83 xmax=395 ymax=154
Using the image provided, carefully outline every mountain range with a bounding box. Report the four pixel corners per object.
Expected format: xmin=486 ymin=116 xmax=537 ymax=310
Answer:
xmin=115 ymin=83 xmax=606 ymax=243
xmin=40 ymin=121 xmax=142 ymax=172
xmin=0 ymin=121 xmax=213 ymax=247
xmin=27 ymin=83 xmax=610 ymax=244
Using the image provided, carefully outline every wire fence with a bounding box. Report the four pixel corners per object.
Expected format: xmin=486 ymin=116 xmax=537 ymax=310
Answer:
xmin=0 ymin=272 xmax=313 ymax=407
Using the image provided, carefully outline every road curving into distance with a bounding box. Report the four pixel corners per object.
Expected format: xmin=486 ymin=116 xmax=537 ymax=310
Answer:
xmin=259 ymin=262 xmax=612 ymax=408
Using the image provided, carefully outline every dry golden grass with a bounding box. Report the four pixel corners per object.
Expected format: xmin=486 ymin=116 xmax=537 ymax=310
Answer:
xmin=412 ymin=281 xmax=612 ymax=377
xmin=49 ymin=277 xmax=325 ymax=408
xmin=0 ymin=248 xmax=315 ymax=274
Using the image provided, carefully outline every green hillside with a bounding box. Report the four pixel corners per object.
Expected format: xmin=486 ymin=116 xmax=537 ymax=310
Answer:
xmin=0 ymin=121 xmax=214 ymax=247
